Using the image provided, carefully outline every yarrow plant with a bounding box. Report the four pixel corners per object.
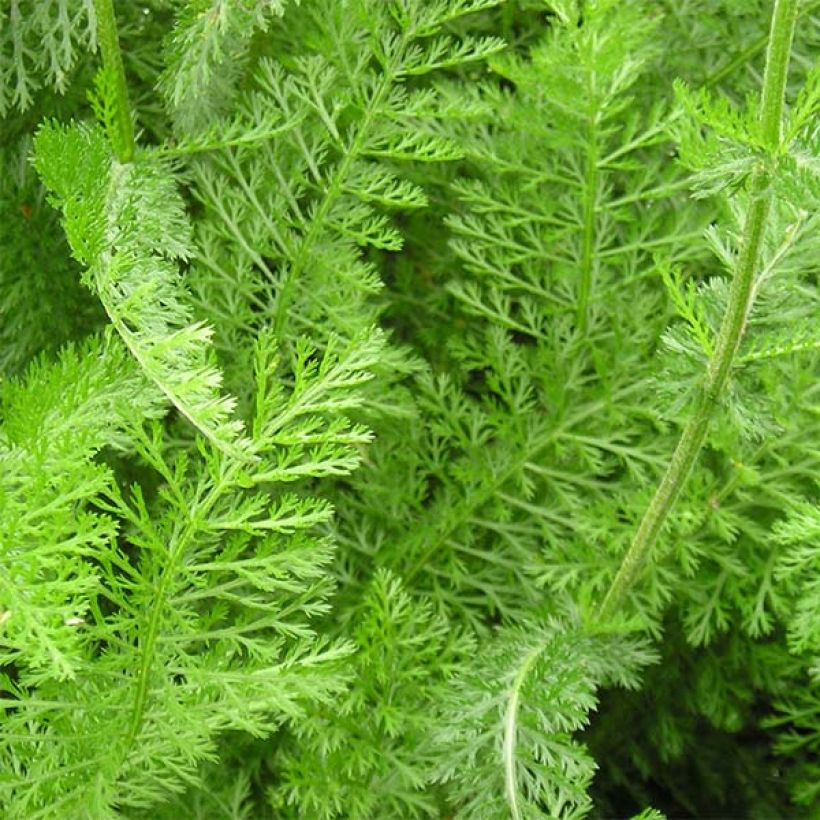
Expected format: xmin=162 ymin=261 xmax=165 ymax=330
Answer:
xmin=0 ymin=0 xmax=818 ymax=817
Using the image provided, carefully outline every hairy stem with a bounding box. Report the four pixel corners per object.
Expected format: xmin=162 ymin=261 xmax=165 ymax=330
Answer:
xmin=598 ymin=0 xmax=799 ymax=622
xmin=93 ymin=0 xmax=135 ymax=162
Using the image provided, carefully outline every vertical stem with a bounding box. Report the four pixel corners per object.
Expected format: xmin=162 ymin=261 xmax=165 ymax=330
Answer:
xmin=576 ymin=25 xmax=600 ymax=336
xmin=597 ymin=0 xmax=798 ymax=622
xmin=759 ymin=0 xmax=799 ymax=150
xmin=576 ymin=130 xmax=598 ymax=334
xmin=93 ymin=0 xmax=135 ymax=162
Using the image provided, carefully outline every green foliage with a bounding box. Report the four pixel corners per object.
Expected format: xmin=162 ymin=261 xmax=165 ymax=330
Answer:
xmin=34 ymin=120 xmax=251 ymax=458
xmin=271 ymin=570 xmax=476 ymax=818
xmin=1 ymin=0 xmax=818 ymax=817
xmin=0 ymin=0 xmax=96 ymax=113
xmin=0 ymin=337 xmax=157 ymax=682
xmin=185 ymin=0 xmax=505 ymax=376
xmin=0 ymin=329 xmax=378 ymax=816
xmin=159 ymin=0 xmax=294 ymax=131
xmin=0 ymin=136 xmax=102 ymax=374
xmin=765 ymin=494 xmax=820 ymax=808
xmin=433 ymin=617 xmax=656 ymax=819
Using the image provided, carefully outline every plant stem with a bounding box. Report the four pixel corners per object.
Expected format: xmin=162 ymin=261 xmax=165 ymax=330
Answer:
xmin=597 ymin=0 xmax=799 ymax=622
xmin=93 ymin=0 xmax=135 ymax=162
xmin=576 ymin=123 xmax=598 ymax=334
xmin=503 ymin=642 xmax=545 ymax=820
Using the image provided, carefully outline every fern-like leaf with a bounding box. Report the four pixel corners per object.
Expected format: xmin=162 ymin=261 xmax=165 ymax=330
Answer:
xmin=33 ymin=120 xmax=251 ymax=459
xmin=433 ymin=617 xmax=656 ymax=819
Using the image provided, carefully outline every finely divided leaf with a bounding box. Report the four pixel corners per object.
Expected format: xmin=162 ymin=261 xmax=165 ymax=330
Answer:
xmin=33 ymin=121 xmax=251 ymax=459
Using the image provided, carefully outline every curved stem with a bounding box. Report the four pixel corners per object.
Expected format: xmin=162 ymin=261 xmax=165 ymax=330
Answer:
xmin=93 ymin=0 xmax=135 ymax=162
xmin=598 ymin=0 xmax=799 ymax=622
xmin=503 ymin=643 xmax=545 ymax=820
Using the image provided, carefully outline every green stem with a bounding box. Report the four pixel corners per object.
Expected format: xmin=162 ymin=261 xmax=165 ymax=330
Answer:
xmin=272 ymin=26 xmax=408 ymax=341
xmin=503 ymin=642 xmax=545 ymax=820
xmin=123 ymin=466 xmax=234 ymax=754
xmin=93 ymin=0 xmax=135 ymax=162
xmin=705 ymin=0 xmax=818 ymax=90
xmin=576 ymin=127 xmax=598 ymax=333
xmin=597 ymin=0 xmax=798 ymax=622
xmin=576 ymin=37 xmax=601 ymax=336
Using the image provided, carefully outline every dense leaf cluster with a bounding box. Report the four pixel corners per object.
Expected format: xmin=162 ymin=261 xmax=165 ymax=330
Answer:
xmin=0 ymin=1 xmax=818 ymax=817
